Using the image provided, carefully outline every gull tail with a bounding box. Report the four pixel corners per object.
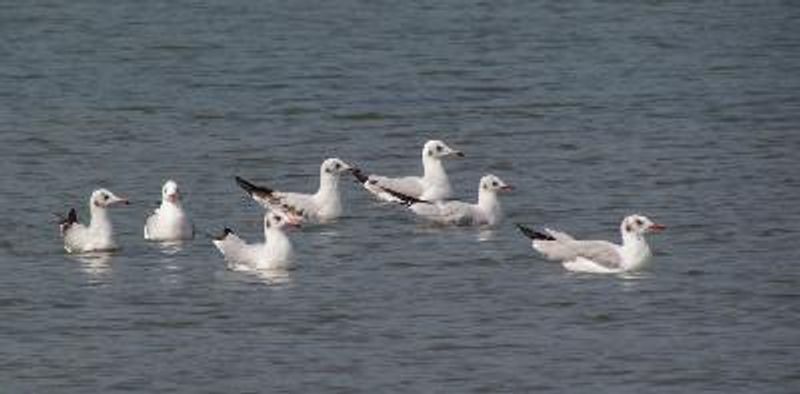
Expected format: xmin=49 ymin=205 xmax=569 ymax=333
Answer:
xmin=516 ymin=224 xmax=555 ymax=241
xmin=235 ymin=176 xmax=273 ymax=199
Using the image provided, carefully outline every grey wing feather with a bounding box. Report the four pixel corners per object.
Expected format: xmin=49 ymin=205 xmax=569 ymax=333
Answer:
xmin=273 ymin=192 xmax=316 ymax=217
xmin=534 ymin=236 xmax=622 ymax=269
xmin=369 ymin=176 xmax=425 ymax=198
xmin=544 ymin=228 xmax=575 ymax=241
xmin=569 ymin=240 xmax=623 ymax=269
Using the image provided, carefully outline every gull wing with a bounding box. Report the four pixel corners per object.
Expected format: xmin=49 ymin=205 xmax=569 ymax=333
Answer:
xmin=535 ymin=237 xmax=623 ymax=270
xmin=235 ymin=176 xmax=315 ymax=218
xmin=410 ymin=200 xmax=476 ymax=226
xmin=359 ymin=173 xmax=425 ymax=202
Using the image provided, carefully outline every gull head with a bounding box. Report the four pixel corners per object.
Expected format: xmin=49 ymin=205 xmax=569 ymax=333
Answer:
xmin=162 ymin=180 xmax=182 ymax=204
xmin=622 ymin=214 xmax=665 ymax=235
xmin=91 ymin=189 xmax=129 ymax=208
xmin=480 ymin=174 xmax=513 ymax=193
xmin=321 ymin=158 xmax=354 ymax=176
xmin=265 ymin=211 xmax=301 ymax=231
xmin=423 ymin=140 xmax=464 ymax=160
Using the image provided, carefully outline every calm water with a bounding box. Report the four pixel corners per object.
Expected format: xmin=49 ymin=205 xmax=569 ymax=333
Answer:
xmin=2 ymin=0 xmax=799 ymax=392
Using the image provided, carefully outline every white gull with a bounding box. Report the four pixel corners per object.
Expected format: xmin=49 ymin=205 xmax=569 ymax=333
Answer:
xmin=352 ymin=139 xmax=464 ymax=203
xmin=235 ymin=158 xmax=354 ymax=224
xmin=59 ymin=189 xmax=130 ymax=253
xmin=212 ymin=211 xmax=298 ymax=271
xmin=517 ymin=214 xmax=665 ymax=274
xmin=382 ymin=174 xmax=512 ymax=227
xmin=144 ymin=180 xmax=194 ymax=241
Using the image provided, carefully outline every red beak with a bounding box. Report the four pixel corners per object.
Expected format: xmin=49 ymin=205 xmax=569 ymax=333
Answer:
xmin=649 ymin=223 xmax=666 ymax=232
xmin=500 ymin=185 xmax=514 ymax=192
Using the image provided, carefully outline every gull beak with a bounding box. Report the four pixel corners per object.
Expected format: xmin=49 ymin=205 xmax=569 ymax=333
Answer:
xmin=166 ymin=192 xmax=180 ymax=203
xmin=648 ymin=223 xmax=666 ymax=232
xmin=500 ymin=185 xmax=514 ymax=192
xmin=448 ymin=150 xmax=465 ymax=158
xmin=110 ymin=195 xmax=130 ymax=206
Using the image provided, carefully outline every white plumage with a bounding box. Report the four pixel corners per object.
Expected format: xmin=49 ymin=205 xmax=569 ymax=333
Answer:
xmin=144 ymin=180 xmax=194 ymax=241
xmin=354 ymin=140 xmax=464 ymax=203
xmin=236 ymin=158 xmax=353 ymax=224
xmin=517 ymin=215 xmax=665 ymax=274
xmin=212 ymin=212 xmax=297 ymax=271
xmin=59 ymin=189 xmax=130 ymax=254
xmin=384 ymin=174 xmax=512 ymax=227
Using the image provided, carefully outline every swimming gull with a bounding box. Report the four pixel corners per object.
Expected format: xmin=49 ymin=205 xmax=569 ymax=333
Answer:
xmin=59 ymin=189 xmax=130 ymax=253
xmin=517 ymin=214 xmax=665 ymax=273
xmin=382 ymin=174 xmax=512 ymax=227
xmin=352 ymin=139 xmax=464 ymax=203
xmin=212 ymin=211 xmax=298 ymax=271
xmin=236 ymin=158 xmax=354 ymax=223
xmin=144 ymin=180 xmax=194 ymax=241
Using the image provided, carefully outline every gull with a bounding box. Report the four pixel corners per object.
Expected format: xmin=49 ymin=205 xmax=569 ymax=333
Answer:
xmin=212 ymin=211 xmax=298 ymax=271
xmin=381 ymin=174 xmax=512 ymax=226
xmin=144 ymin=180 xmax=194 ymax=241
xmin=517 ymin=214 xmax=665 ymax=274
xmin=58 ymin=189 xmax=130 ymax=253
xmin=352 ymin=139 xmax=464 ymax=202
xmin=235 ymin=158 xmax=354 ymax=223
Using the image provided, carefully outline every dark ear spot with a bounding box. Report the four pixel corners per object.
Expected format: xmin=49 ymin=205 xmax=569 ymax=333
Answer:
xmin=482 ymin=183 xmax=489 ymax=190
xmin=625 ymin=224 xmax=632 ymax=232
xmin=427 ymin=149 xmax=433 ymax=157
xmin=266 ymin=221 xmax=271 ymax=228
xmin=325 ymin=167 xmax=332 ymax=174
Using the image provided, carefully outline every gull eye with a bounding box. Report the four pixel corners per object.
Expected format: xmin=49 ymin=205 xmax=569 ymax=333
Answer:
xmin=334 ymin=163 xmax=341 ymax=169
xmin=635 ymin=218 xmax=643 ymax=226
xmin=274 ymin=216 xmax=281 ymax=222
xmin=436 ymin=145 xmax=443 ymax=152
xmin=103 ymin=194 xmax=110 ymax=201
xmin=492 ymin=181 xmax=498 ymax=187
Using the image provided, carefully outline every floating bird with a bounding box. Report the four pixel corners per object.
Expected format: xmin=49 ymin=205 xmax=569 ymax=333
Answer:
xmin=382 ymin=174 xmax=512 ymax=227
xmin=517 ymin=215 xmax=665 ymax=273
xmin=59 ymin=189 xmax=130 ymax=253
xmin=212 ymin=211 xmax=298 ymax=271
xmin=236 ymin=158 xmax=354 ymax=223
xmin=144 ymin=180 xmax=194 ymax=241
xmin=353 ymin=139 xmax=464 ymax=202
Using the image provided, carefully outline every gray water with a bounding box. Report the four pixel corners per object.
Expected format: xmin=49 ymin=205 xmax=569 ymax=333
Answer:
xmin=2 ymin=0 xmax=799 ymax=392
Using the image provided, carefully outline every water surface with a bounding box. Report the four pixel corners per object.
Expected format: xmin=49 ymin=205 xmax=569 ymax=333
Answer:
xmin=1 ymin=0 xmax=799 ymax=392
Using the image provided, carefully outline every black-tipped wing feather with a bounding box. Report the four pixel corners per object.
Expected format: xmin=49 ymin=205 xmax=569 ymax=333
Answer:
xmin=235 ymin=176 xmax=274 ymax=200
xmin=379 ymin=186 xmax=430 ymax=207
xmin=58 ymin=208 xmax=79 ymax=235
xmin=351 ymin=168 xmax=370 ymax=184
xmin=516 ymin=224 xmax=556 ymax=241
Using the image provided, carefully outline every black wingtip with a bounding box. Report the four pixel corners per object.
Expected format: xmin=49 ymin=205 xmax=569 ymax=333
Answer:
xmin=235 ymin=176 xmax=272 ymax=197
xmin=212 ymin=227 xmax=235 ymax=241
xmin=351 ymin=168 xmax=369 ymax=184
xmin=516 ymin=224 xmax=555 ymax=241
xmin=58 ymin=208 xmax=78 ymax=234
xmin=380 ymin=187 xmax=428 ymax=207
